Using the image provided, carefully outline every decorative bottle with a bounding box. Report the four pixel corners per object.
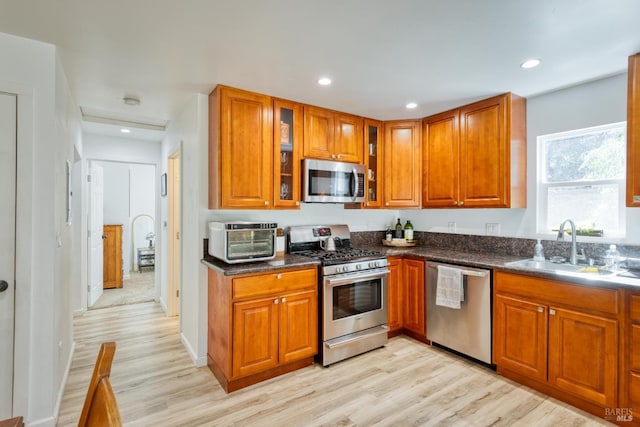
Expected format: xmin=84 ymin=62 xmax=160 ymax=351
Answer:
xmin=404 ymin=220 xmax=414 ymax=241
xmin=385 ymin=227 xmax=393 ymax=241
xmin=395 ymin=219 xmax=403 ymax=238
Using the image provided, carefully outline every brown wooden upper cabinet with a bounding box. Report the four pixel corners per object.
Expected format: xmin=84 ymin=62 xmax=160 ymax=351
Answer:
xmin=422 ymin=93 xmax=526 ymax=208
xmin=364 ymin=119 xmax=383 ymax=208
xmin=273 ymin=98 xmax=303 ymax=209
xmin=383 ymin=120 xmax=421 ymax=208
xmin=209 ymin=85 xmax=273 ymax=209
xmin=628 ymin=52 xmax=640 ymax=207
xmin=303 ymin=105 xmax=364 ymax=163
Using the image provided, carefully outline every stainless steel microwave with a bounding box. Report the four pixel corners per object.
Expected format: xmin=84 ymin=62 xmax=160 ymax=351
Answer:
xmin=208 ymin=221 xmax=277 ymax=264
xmin=302 ymin=159 xmax=366 ymax=203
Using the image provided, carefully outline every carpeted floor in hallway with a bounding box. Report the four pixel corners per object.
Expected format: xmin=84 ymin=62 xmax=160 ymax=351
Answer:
xmin=90 ymin=270 xmax=155 ymax=309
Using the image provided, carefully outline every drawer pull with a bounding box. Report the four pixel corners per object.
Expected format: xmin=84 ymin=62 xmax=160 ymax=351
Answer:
xmin=276 ymin=273 xmax=282 ymax=279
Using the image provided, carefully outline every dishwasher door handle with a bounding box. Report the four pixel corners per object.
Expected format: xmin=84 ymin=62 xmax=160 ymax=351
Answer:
xmin=427 ymin=264 xmax=489 ymax=278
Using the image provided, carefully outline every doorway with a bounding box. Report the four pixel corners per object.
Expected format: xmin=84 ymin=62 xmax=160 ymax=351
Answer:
xmin=166 ymin=150 xmax=181 ymax=316
xmin=88 ymin=161 xmax=157 ymax=310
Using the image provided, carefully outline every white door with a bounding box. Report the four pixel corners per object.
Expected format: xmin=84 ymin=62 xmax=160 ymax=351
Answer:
xmin=88 ymin=163 xmax=104 ymax=307
xmin=0 ymin=92 xmax=17 ymax=418
xmin=167 ymin=153 xmax=181 ymax=316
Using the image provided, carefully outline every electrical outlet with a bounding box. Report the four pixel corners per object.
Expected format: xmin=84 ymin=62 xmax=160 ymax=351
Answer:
xmin=485 ymin=223 xmax=501 ymax=235
xmin=448 ymin=222 xmax=456 ymax=233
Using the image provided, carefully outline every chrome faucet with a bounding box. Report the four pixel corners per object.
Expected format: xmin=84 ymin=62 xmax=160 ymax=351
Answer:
xmin=557 ymin=219 xmax=578 ymax=265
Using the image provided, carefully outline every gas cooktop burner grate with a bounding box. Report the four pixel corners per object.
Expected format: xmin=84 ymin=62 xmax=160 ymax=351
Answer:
xmin=295 ymin=248 xmax=384 ymax=265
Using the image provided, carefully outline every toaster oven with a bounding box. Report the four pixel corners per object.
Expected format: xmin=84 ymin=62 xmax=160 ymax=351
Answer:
xmin=208 ymin=221 xmax=277 ymax=263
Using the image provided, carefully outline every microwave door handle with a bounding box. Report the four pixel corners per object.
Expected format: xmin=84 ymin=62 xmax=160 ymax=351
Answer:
xmin=351 ymin=168 xmax=358 ymax=201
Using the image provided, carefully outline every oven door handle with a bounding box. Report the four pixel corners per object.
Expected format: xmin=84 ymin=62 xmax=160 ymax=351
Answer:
xmin=325 ymin=268 xmax=389 ymax=287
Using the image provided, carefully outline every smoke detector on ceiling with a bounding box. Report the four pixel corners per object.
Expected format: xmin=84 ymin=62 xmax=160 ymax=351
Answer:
xmin=123 ymin=95 xmax=141 ymax=106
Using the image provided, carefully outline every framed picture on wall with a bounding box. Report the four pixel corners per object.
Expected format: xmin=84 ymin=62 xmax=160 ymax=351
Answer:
xmin=161 ymin=173 xmax=167 ymax=197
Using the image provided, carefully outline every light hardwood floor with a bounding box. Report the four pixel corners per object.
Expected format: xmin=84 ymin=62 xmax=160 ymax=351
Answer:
xmin=57 ymin=302 xmax=612 ymax=426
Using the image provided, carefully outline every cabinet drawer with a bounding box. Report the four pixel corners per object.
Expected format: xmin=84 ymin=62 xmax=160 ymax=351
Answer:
xmin=631 ymin=294 xmax=640 ymax=321
xmin=495 ymin=271 xmax=619 ymax=315
xmin=233 ymin=268 xmax=317 ymax=299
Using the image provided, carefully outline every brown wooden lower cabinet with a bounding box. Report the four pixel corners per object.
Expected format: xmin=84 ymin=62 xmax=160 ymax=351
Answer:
xmin=102 ymin=224 xmax=122 ymax=289
xmin=403 ymin=258 xmax=426 ymax=338
xmin=386 ymin=257 xmax=403 ymax=335
xmin=625 ymin=292 xmax=640 ymax=423
xmin=386 ymin=257 xmax=427 ymax=343
xmin=208 ymin=266 xmax=317 ymax=392
xmin=494 ymin=270 xmax=622 ymax=421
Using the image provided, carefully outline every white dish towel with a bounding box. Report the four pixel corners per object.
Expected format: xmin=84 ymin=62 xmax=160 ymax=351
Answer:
xmin=435 ymin=265 xmax=464 ymax=309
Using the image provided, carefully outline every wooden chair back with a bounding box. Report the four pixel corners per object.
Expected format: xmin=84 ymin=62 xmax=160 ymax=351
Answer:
xmin=78 ymin=342 xmax=122 ymax=427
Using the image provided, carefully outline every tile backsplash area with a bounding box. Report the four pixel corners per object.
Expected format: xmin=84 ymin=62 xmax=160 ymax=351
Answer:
xmin=351 ymin=231 xmax=640 ymax=265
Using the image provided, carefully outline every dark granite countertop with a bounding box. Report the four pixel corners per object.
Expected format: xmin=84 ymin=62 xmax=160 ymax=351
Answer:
xmin=201 ymin=254 xmax=320 ymax=276
xmin=201 ymin=241 xmax=639 ymax=289
xmin=370 ymin=244 xmax=640 ymax=290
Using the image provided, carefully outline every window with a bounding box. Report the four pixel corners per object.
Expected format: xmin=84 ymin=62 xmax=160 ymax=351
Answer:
xmin=537 ymin=122 xmax=626 ymax=237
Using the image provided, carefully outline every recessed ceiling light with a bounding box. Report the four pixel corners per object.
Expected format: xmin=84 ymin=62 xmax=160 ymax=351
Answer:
xmin=120 ymin=128 xmax=131 ymax=133
xmin=123 ymin=96 xmax=140 ymax=106
xmin=317 ymin=77 xmax=332 ymax=86
xmin=520 ymin=58 xmax=541 ymax=69
xmin=406 ymin=102 xmax=418 ymax=109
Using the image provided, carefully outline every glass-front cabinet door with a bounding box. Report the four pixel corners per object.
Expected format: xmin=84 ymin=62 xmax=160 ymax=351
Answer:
xmin=273 ymin=99 xmax=302 ymax=208
xmin=364 ymin=119 xmax=383 ymax=208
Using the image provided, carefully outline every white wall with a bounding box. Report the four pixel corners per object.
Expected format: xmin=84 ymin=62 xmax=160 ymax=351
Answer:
xmin=0 ymin=31 xmax=80 ymax=426
xmin=160 ymin=94 xmax=208 ymax=364
xmin=404 ymin=73 xmax=640 ymax=245
xmin=130 ymin=164 xmax=156 ymax=269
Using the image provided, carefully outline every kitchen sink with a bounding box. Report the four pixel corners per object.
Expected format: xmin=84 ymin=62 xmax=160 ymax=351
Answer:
xmin=505 ymin=259 xmax=620 ymax=278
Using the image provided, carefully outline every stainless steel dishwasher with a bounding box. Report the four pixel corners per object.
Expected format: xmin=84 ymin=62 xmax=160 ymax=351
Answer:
xmin=426 ymin=261 xmax=492 ymax=365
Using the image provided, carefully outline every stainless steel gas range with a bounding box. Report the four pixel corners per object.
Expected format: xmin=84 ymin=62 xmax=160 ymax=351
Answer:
xmin=288 ymin=224 xmax=389 ymax=366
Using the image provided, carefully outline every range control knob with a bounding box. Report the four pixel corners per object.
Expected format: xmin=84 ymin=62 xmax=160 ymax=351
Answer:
xmin=341 ymin=265 xmax=350 ymax=273
xmin=356 ymin=264 xmax=362 ymax=270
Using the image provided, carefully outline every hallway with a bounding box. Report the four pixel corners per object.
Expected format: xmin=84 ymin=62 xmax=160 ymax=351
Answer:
xmin=90 ymin=271 xmax=156 ymax=309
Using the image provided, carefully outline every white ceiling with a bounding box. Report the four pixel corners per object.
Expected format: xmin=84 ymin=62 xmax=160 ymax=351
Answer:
xmin=1 ymin=0 xmax=639 ymax=142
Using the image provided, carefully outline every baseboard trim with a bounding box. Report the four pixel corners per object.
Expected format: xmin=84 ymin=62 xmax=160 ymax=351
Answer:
xmin=53 ymin=341 xmax=75 ymax=425
xmin=180 ymin=332 xmax=207 ymax=367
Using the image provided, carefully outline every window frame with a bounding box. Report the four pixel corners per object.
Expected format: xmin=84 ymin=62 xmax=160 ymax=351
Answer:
xmin=536 ymin=122 xmax=626 ymax=238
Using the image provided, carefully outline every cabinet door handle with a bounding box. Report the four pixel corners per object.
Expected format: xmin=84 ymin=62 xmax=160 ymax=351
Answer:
xmin=274 ymin=298 xmax=279 ymax=304
xmin=295 ymin=201 xmax=300 ymax=206
xmin=453 ymin=201 xmax=458 ymax=206
xmin=385 ymin=202 xmax=390 ymax=206
xmin=276 ymin=273 xmax=282 ymax=279
xmin=264 ymin=200 xmax=269 ymax=206
xmin=549 ymin=308 xmax=556 ymax=315
xmin=459 ymin=201 xmax=464 ymax=206
xmin=537 ymin=306 xmax=544 ymax=313
xmin=281 ymin=297 xmax=287 ymax=303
